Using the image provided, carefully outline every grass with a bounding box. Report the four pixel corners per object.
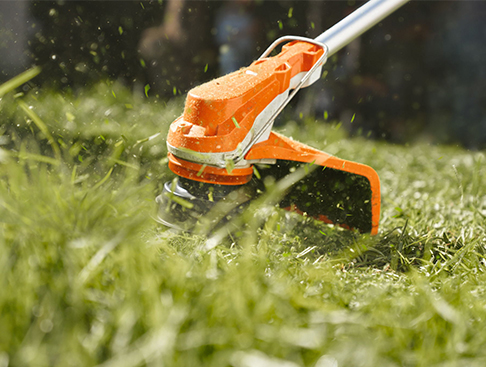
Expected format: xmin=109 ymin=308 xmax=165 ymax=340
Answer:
xmin=1 ymin=80 xmax=486 ymax=367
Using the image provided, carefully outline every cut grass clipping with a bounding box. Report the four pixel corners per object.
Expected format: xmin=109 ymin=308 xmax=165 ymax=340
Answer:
xmin=1 ymin=78 xmax=486 ymax=367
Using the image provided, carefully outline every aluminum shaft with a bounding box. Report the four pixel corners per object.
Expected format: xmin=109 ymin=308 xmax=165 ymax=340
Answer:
xmin=315 ymin=0 xmax=409 ymax=56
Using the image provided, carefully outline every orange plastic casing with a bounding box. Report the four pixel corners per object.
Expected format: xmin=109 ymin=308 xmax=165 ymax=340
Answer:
xmin=167 ymin=41 xmax=324 ymax=184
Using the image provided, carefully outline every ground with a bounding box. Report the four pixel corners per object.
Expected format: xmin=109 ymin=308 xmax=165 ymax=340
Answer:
xmin=0 ymin=80 xmax=486 ymax=367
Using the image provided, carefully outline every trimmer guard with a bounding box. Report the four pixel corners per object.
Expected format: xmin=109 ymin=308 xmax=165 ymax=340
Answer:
xmin=247 ymin=132 xmax=380 ymax=235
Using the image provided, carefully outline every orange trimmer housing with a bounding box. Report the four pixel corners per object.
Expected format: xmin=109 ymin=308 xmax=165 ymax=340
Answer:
xmin=167 ymin=41 xmax=325 ymax=184
xmin=166 ymin=39 xmax=381 ymax=235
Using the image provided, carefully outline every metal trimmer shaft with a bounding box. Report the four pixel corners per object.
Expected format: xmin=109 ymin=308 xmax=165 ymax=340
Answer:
xmin=315 ymin=0 xmax=409 ymax=56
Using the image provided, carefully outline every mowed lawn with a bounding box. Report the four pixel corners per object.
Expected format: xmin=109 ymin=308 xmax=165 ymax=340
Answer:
xmin=1 ymin=82 xmax=486 ymax=367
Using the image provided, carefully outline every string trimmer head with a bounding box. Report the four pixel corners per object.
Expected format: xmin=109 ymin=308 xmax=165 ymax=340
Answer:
xmin=157 ymin=0 xmax=409 ymax=235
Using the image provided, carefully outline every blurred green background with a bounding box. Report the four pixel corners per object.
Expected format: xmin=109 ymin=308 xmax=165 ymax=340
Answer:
xmin=1 ymin=0 xmax=486 ymax=148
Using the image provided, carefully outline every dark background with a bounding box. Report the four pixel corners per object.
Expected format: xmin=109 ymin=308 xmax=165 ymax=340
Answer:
xmin=1 ymin=0 xmax=485 ymax=148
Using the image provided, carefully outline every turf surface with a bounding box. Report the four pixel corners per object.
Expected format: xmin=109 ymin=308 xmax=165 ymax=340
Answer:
xmin=1 ymin=81 xmax=486 ymax=367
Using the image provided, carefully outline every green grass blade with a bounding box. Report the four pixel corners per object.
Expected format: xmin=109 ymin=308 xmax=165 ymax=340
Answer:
xmin=17 ymin=99 xmax=62 ymax=160
xmin=0 ymin=66 xmax=42 ymax=98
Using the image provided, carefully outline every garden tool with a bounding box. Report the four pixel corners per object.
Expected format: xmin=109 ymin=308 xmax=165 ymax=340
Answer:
xmin=157 ymin=0 xmax=409 ymax=235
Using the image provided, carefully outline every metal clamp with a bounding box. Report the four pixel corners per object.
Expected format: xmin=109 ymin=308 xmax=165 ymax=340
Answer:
xmin=258 ymin=35 xmax=329 ymax=60
xmin=231 ymin=36 xmax=329 ymax=165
